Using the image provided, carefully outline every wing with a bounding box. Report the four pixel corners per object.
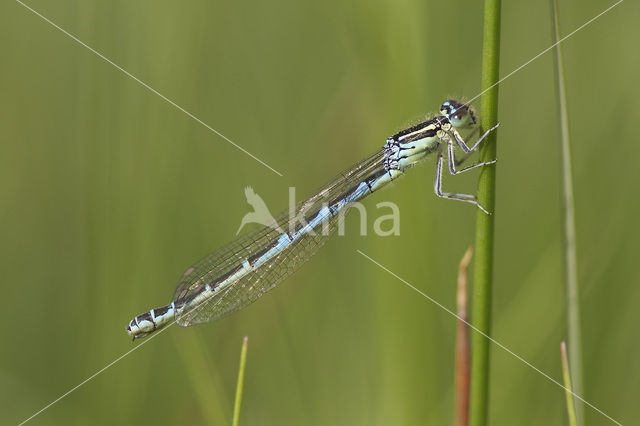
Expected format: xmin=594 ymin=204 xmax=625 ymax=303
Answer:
xmin=173 ymin=148 xmax=387 ymax=326
xmin=176 ymin=214 xmax=333 ymax=326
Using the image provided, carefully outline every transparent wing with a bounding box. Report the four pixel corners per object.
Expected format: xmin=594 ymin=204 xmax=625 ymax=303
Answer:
xmin=173 ymin=149 xmax=388 ymax=326
xmin=177 ymin=209 xmax=335 ymax=326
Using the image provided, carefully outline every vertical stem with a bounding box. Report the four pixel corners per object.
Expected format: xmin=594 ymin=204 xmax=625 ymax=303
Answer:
xmin=561 ymin=342 xmax=579 ymax=426
xmin=550 ymin=1 xmax=584 ymax=424
xmin=456 ymin=247 xmax=474 ymax=426
xmin=470 ymin=1 xmax=501 ymax=426
xmin=232 ymin=336 xmax=249 ymax=426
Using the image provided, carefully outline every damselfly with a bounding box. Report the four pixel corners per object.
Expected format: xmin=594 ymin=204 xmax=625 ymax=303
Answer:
xmin=126 ymin=99 xmax=498 ymax=340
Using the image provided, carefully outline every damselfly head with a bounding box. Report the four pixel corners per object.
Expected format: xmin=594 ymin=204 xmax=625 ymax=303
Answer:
xmin=440 ymin=99 xmax=476 ymax=128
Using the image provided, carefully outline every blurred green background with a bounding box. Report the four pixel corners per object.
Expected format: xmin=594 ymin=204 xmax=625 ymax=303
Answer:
xmin=1 ymin=0 xmax=638 ymax=424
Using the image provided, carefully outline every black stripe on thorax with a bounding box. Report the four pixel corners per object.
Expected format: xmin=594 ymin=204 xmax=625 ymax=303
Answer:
xmin=391 ymin=118 xmax=440 ymax=141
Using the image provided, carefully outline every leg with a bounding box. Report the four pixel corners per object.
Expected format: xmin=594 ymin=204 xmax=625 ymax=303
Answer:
xmin=447 ymin=141 xmax=496 ymax=175
xmin=449 ymin=123 xmax=500 ymax=153
xmin=448 ymin=126 xmax=480 ymax=164
xmin=434 ymin=154 xmax=491 ymax=215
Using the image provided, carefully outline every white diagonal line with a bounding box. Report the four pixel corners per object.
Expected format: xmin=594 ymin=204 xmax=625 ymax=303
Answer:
xmin=17 ymin=322 xmax=175 ymax=426
xmin=15 ymin=0 xmax=284 ymax=177
xmin=13 ymin=0 xmax=626 ymax=424
xmin=356 ymin=249 xmax=623 ymax=426
xmin=17 ymin=248 xmax=244 ymax=425
xmin=467 ymin=0 xmax=623 ymax=105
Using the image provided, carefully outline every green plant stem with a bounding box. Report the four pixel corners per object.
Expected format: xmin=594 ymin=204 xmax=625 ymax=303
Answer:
xmin=232 ymin=336 xmax=249 ymax=426
xmin=561 ymin=342 xmax=579 ymax=426
xmin=550 ymin=1 xmax=584 ymax=424
xmin=469 ymin=1 xmax=501 ymax=426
